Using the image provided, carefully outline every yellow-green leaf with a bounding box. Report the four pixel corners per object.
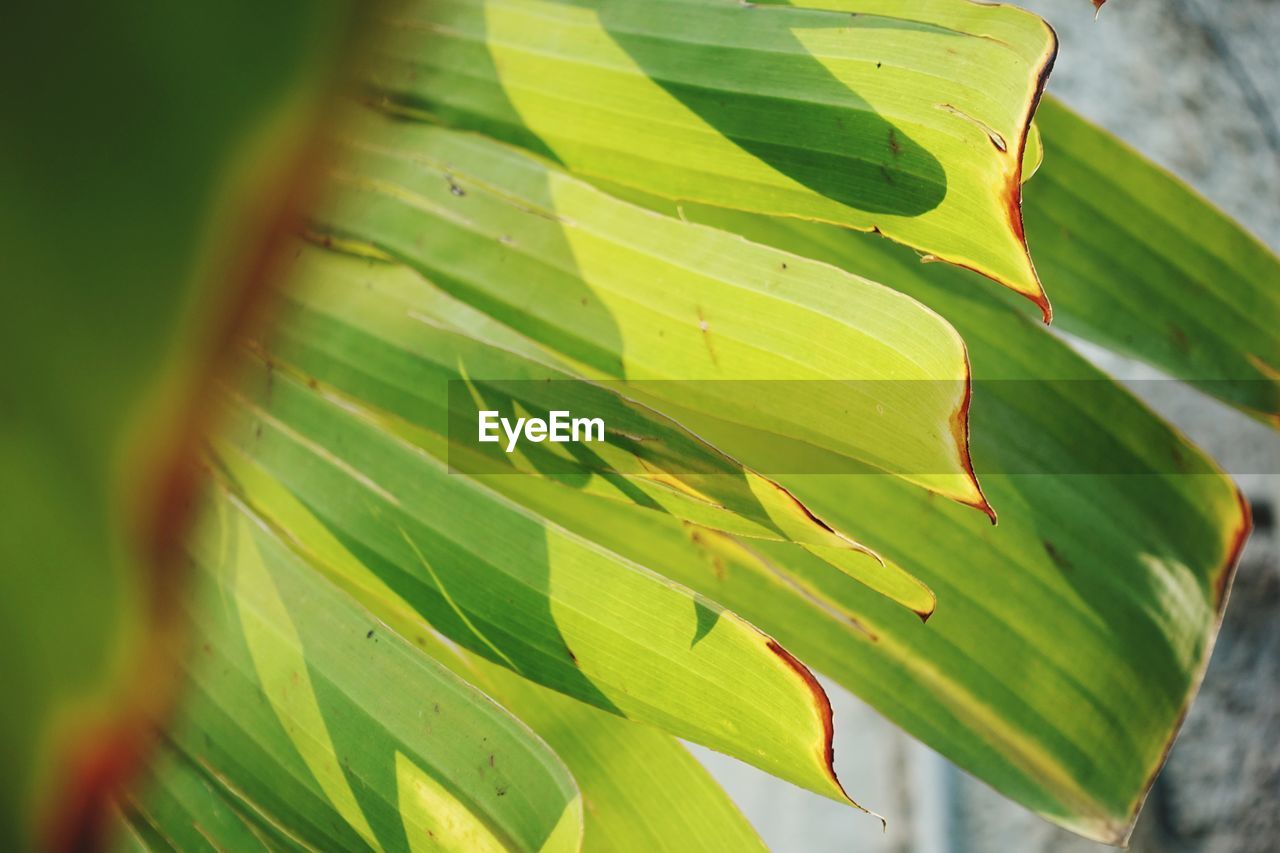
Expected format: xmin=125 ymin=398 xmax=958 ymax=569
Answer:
xmin=312 ymin=112 xmax=990 ymax=514
xmin=212 ymin=357 xmax=859 ymax=808
xmin=362 ymin=0 xmax=1057 ymax=311
xmin=165 ymin=490 xmax=584 ymax=852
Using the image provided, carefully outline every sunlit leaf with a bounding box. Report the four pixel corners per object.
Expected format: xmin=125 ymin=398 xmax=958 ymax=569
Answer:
xmin=453 ymin=659 xmax=770 ymax=853
xmin=361 ymin=0 xmax=1057 ymax=311
xmin=580 ymin=198 xmax=1250 ymax=843
xmin=212 ymin=359 xmax=859 ymax=808
xmin=351 ymin=614 xmax=770 ymax=853
xmin=263 ymin=243 xmax=935 ymax=616
xmin=164 ymin=491 xmax=584 ymax=852
xmin=312 ymin=112 xmax=990 ymax=514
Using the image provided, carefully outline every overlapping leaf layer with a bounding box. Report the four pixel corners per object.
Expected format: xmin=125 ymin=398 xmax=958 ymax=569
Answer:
xmin=94 ymin=0 xmax=1278 ymax=850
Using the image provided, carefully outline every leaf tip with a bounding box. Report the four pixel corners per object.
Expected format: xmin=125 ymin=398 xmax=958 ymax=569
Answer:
xmin=763 ymin=639 xmax=851 ymax=803
xmin=950 ymin=357 xmax=998 ymax=524
xmin=1032 ymin=290 xmax=1054 ymax=325
xmin=1217 ymin=487 xmax=1253 ymax=607
xmin=1005 ymin=13 xmax=1057 ymax=323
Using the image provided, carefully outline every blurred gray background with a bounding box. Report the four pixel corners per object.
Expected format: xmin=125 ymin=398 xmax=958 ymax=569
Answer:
xmin=692 ymin=1 xmax=1280 ymax=850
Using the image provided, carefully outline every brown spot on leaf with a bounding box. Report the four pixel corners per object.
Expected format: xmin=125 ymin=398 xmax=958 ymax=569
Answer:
xmin=1042 ymin=539 xmax=1073 ymax=572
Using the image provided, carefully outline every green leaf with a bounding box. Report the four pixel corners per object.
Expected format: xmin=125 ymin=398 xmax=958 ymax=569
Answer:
xmin=1022 ymin=97 xmax=1280 ymax=424
xmin=0 ymin=1 xmax=359 ymax=845
xmin=361 ymin=0 xmax=1057 ymax=311
xmin=312 ymin=111 xmax=991 ymax=515
xmin=358 ymin=619 xmax=769 ymax=853
xmin=109 ymin=808 xmax=164 ymax=853
xmin=209 ymin=430 xmax=771 ymax=851
xmin=587 ymin=199 xmax=1249 ymax=842
xmin=119 ymin=741 xmax=277 ymax=852
xmin=451 ymin=658 xmax=770 ymax=853
xmin=165 ymin=490 xmax=584 ymax=852
xmin=211 ymin=356 xmax=859 ymax=809
xmin=263 ymin=243 xmax=936 ymax=617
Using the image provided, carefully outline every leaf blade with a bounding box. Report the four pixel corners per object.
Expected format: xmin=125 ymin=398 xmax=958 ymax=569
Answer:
xmin=167 ymin=490 xmax=585 ymax=853
xmin=313 ymin=113 xmax=989 ymax=513
xmin=1024 ymin=97 xmax=1280 ymax=424
xmin=263 ymin=243 xmax=937 ymax=617
xmin=213 ymin=356 xmax=857 ymax=807
xmin=361 ymin=0 xmax=1057 ymax=308
xmin=463 ymin=190 xmax=1251 ymax=842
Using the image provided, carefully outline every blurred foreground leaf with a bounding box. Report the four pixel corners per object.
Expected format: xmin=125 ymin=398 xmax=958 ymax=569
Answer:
xmin=0 ymin=1 xmax=358 ymax=845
